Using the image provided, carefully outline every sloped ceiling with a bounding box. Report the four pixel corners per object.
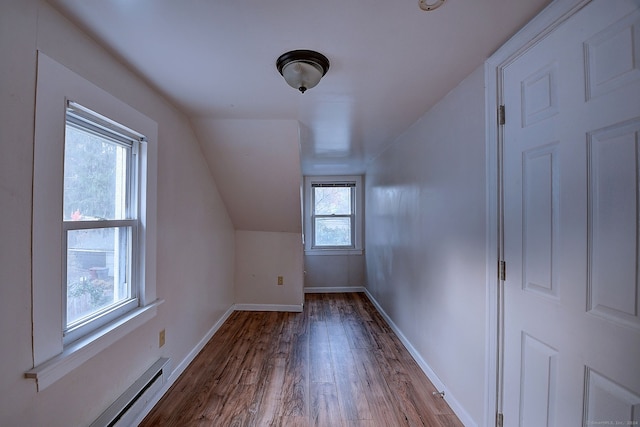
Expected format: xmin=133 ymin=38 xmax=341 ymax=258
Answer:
xmin=192 ymin=119 xmax=302 ymax=232
xmin=47 ymin=0 xmax=552 ymax=232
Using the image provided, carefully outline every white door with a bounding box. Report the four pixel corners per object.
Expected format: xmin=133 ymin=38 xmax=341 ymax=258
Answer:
xmin=502 ymin=1 xmax=640 ymax=426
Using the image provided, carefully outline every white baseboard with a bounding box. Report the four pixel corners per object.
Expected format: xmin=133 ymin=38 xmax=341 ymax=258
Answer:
xmin=363 ymin=289 xmax=477 ymax=427
xmin=132 ymin=304 xmax=235 ymax=425
xmin=304 ymin=286 xmax=365 ymax=293
xmin=233 ymin=303 xmax=303 ymax=312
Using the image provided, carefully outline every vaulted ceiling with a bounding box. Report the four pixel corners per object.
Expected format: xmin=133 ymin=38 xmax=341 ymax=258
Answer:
xmin=47 ymin=0 xmax=551 ymax=231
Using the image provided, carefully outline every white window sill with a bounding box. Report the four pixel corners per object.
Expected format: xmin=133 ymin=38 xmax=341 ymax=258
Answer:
xmin=25 ymin=299 xmax=163 ymax=391
xmin=305 ymin=249 xmax=364 ymax=256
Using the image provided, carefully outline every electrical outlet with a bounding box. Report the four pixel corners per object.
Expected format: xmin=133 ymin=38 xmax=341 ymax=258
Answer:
xmin=159 ymin=329 xmax=166 ymax=348
xmin=277 ymin=276 xmax=284 ymax=286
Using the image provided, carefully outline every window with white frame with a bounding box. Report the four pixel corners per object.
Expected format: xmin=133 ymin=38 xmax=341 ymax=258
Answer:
xmin=27 ymin=53 xmax=159 ymax=391
xmin=312 ymin=183 xmax=355 ymax=248
xmin=304 ymin=176 xmax=363 ymax=255
xmin=62 ymin=102 xmax=143 ymax=344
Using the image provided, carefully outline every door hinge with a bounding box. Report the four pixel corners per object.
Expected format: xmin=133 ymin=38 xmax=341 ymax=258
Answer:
xmin=498 ymin=105 xmax=506 ymax=125
xmin=497 ymin=412 xmax=504 ymax=427
xmin=498 ymin=260 xmax=506 ymax=281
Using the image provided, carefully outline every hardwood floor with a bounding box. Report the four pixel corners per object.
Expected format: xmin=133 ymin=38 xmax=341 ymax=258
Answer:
xmin=140 ymin=293 xmax=463 ymax=427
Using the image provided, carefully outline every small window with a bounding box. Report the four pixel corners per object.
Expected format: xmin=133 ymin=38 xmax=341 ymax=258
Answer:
xmin=304 ymin=176 xmax=363 ymax=255
xmin=62 ymin=102 xmax=143 ymax=344
xmin=312 ymin=183 xmax=355 ymax=248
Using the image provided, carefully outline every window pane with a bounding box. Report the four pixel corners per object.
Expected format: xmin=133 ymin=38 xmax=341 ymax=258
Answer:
xmin=314 ymin=187 xmax=352 ymax=215
xmin=64 ymin=124 xmax=130 ymax=221
xmin=315 ymin=217 xmax=352 ymax=246
xmin=66 ymin=227 xmax=131 ymax=326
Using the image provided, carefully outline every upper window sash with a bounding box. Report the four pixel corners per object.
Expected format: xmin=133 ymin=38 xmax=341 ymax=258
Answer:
xmin=65 ymin=102 xmax=141 ymax=222
xmin=311 ymin=182 xmax=357 ymax=188
xmin=311 ymin=182 xmax=356 ymax=215
xmin=66 ymin=100 xmax=146 ymax=145
xmin=63 ymin=219 xmax=138 ymax=230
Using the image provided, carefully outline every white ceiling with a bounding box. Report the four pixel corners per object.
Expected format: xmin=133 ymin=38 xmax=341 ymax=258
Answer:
xmin=47 ymin=0 xmax=551 ymax=177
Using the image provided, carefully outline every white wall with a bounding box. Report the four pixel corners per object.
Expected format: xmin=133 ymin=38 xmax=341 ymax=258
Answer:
xmin=0 ymin=1 xmax=235 ymax=425
xmin=304 ymin=254 xmax=366 ymax=289
xmin=365 ymin=65 xmax=487 ymax=425
xmin=235 ymin=231 xmax=304 ymax=308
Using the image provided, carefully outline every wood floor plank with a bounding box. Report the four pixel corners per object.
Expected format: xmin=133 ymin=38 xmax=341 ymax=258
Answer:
xmin=327 ymin=321 xmax=373 ymax=422
xmin=309 ymin=321 xmax=333 ymax=384
xmin=171 ymin=312 xmax=247 ymax=392
xmin=306 ymin=293 xmax=326 ymax=322
xmin=209 ymin=383 xmax=260 ymax=426
xmin=310 ymin=382 xmax=343 ymax=427
xmin=352 ymin=348 xmax=410 ymax=426
xmin=342 ymin=421 xmax=378 ymax=427
xmin=279 ymin=316 xmax=309 ymax=419
xmin=326 ymin=293 xmax=344 ymax=319
xmin=254 ymin=357 xmax=287 ymax=426
xmin=344 ymin=318 xmax=376 ymax=350
xmin=351 ymin=292 xmax=374 ymax=322
xmin=140 ymin=293 xmax=464 ymax=427
xmin=373 ymin=347 xmax=445 ymax=426
xmin=277 ymin=416 xmax=309 ymax=426
xmin=437 ymin=413 xmax=467 ymax=427
xmin=239 ymin=312 xmax=279 ymax=385
xmin=275 ymin=312 xmax=297 ymax=357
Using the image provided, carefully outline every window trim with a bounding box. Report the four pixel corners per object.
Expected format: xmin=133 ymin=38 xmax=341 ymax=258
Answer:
xmin=28 ymin=52 xmax=160 ymax=391
xmin=304 ymin=175 xmax=363 ymax=255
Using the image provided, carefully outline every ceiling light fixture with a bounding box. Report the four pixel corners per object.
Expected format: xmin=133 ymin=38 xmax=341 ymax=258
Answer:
xmin=419 ymin=0 xmax=445 ymax=11
xmin=276 ymin=50 xmax=330 ymax=93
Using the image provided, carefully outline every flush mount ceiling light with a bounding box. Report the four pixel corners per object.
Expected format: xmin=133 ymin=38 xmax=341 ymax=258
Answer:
xmin=276 ymin=50 xmax=330 ymax=93
xmin=419 ymin=0 xmax=445 ymax=11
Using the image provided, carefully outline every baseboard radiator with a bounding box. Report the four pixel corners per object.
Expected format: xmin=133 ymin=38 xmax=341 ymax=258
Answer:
xmin=90 ymin=358 xmax=171 ymax=427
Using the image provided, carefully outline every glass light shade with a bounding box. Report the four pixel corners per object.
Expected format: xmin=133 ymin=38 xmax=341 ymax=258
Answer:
xmin=281 ymin=61 xmax=324 ymax=92
xmin=419 ymin=0 xmax=445 ymax=11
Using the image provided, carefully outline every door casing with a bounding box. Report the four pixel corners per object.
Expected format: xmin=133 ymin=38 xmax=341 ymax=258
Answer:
xmin=484 ymin=1 xmax=592 ymax=425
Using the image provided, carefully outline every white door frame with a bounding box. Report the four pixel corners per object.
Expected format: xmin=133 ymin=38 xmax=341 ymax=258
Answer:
xmin=483 ymin=1 xmax=592 ymax=425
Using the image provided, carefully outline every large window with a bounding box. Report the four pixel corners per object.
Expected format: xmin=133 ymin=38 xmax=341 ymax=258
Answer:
xmin=304 ymin=176 xmax=363 ymax=255
xmin=28 ymin=53 xmax=158 ymax=391
xmin=62 ymin=102 xmax=143 ymax=344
